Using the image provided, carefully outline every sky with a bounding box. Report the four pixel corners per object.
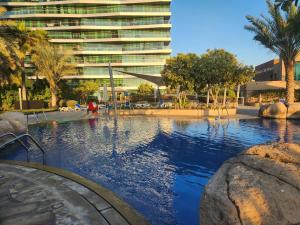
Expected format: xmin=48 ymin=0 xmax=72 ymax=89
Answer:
xmin=171 ymin=0 xmax=277 ymax=66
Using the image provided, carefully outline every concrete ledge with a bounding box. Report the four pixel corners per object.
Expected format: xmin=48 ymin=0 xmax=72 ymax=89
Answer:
xmin=0 ymin=160 xmax=150 ymax=225
xmin=109 ymin=108 xmax=237 ymax=118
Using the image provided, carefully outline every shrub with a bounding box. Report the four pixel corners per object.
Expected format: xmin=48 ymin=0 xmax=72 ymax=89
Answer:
xmin=30 ymin=87 xmax=51 ymax=101
xmin=0 ymin=90 xmax=17 ymax=111
xmin=137 ymin=83 xmax=154 ymax=96
xmin=59 ymin=99 xmax=67 ymax=107
xmin=66 ymin=100 xmax=78 ymax=108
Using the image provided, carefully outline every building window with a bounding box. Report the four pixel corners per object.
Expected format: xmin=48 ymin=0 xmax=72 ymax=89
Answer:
xmin=295 ymin=63 xmax=300 ymax=81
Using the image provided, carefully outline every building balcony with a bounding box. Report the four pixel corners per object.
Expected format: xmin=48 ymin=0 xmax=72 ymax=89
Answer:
xmin=30 ymin=24 xmax=171 ymax=31
xmin=72 ymin=49 xmax=171 ymax=55
xmin=49 ymin=37 xmax=171 ymax=43
xmin=1 ymin=11 xmax=171 ymax=18
xmin=74 ymin=62 xmax=165 ymax=67
xmin=0 ymin=0 xmax=171 ymax=7
xmin=25 ymin=61 xmax=166 ymax=68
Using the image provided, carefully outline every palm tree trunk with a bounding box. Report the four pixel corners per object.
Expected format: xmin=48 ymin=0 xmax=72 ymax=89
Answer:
xmin=50 ymin=88 xmax=58 ymax=107
xmin=285 ymin=60 xmax=295 ymax=104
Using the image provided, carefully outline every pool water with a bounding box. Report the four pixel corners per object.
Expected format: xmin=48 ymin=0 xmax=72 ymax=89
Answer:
xmin=1 ymin=117 xmax=300 ymax=225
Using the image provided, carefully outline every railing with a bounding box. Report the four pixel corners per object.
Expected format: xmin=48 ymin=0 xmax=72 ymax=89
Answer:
xmin=55 ymin=42 xmax=170 ymax=51
xmin=25 ymin=19 xmax=170 ymax=28
xmin=3 ymin=5 xmax=170 ymax=15
xmin=0 ymin=0 xmax=166 ymax=3
xmin=0 ymin=132 xmax=46 ymax=165
xmin=47 ymin=31 xmax=170 ymax=39
xmin=72 ymin=55 xmax=168 ymax=64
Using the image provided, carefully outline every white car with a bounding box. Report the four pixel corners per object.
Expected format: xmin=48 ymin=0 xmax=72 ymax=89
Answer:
xmin=135 ymin=101 xmax=151 ymax=108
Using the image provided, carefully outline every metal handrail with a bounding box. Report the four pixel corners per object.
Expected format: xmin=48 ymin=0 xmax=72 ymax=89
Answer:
xmin=0 ymin=132 xmax=30 ymax=162
xmin=0 ymin=132 xmax=46 ymax=165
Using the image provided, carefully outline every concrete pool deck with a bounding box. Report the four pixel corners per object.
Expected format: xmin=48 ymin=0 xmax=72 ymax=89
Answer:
xmin=0 ymin=161 xmax=149 ymax=225
xmin=26 ymin=106 xmax=260 ymax=125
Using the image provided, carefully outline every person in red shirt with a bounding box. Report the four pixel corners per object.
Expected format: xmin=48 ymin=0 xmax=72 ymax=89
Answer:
xmin=87 ymin=100 xmax=97 ymax=114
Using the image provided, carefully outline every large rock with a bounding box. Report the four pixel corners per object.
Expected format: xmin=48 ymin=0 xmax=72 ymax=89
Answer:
xmin=0 ymin=112 xmax=27 ymax=135
xmin=287 ymin=103 xmax=300 ymax=119
xmin=200 ymin=143 xmax=300 ymax=225
xmin=259 ymin=103 xmax=287 ymax=119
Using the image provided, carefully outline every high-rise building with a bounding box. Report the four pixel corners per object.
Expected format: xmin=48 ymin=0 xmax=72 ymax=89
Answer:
xmin=0 ymin=0 xmax=172 ymax=89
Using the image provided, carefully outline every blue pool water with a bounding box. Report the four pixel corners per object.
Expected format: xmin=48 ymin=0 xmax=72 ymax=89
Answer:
xmin=1 ymin=117 xmax=300 ymax=225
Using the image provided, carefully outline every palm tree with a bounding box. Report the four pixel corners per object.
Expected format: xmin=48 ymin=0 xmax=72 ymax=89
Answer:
xmin=31 ymin=41 xmax=76 ymax=107
xmin=275 ymin=0 xmax=299 ymax=10
xmin=0 ymin=8 xmax=46 ymax=99
xmin=245 ymin=0 xmax=300 ymax=104
xmin=15 ymin=23 xmax=47 ymax=101
xmin=0 ymin=7 xmax=20 ymax=85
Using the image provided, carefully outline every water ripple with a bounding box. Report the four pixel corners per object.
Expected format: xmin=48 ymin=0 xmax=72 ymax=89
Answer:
xmin=1 ymin=118 xmax=300 ymax=225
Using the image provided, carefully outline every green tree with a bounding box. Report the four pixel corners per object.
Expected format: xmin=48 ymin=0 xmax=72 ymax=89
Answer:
xmin=137 ymin=83 xmax=154 ymax=96
xmin=195 ymin=49 xmax=238 ymax=106
xmin=31 ymin=41 xmax=76 ymax=107
xmin=74 ymin=80 xmax=99 ymax=103
xmin=234 ymin=65 xmax=255 ymax=104
xmin=161 ymin=53 xmax=199 ymax=108
xmin=245 ymin=1 xmax=300 ymax=104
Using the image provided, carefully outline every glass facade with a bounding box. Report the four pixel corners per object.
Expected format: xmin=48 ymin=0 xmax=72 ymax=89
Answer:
xmin=55 ymin=42 xmax=169 ymax=51
xmin=6 ymin=4 xmax=170 ymax=15
xmin=1 ymin=0 xmax=171 ymax=89
xmin=47 ymin=30 xmax=170 ymax=39
xmin=295 ymin=63 xmax=300 ymax=81
xmin=23 ymin=17 xmax=169 ymax=27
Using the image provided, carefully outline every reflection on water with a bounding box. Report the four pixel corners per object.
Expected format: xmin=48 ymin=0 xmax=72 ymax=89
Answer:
xmin=1 ymin=117 xmax=300 ymax=225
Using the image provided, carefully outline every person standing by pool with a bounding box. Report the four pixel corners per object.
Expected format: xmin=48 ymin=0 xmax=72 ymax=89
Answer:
xmin=87 ymin=100 xmax=98 ymax=115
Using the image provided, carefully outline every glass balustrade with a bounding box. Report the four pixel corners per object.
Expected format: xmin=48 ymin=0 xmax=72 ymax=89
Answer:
xmin=0 ymin=0 xmax=153 ymax=2
xmin=47 ymin=30 xmax=170 ymax=39
xmin=5 ymin=5 xmax=170 ymax=15
xmin=72 ymin=55 xmax=167 ymax=64
xmin=80 ymin=66 xmax=163 ymax=75
xmin=23 ymin=17 xmax=170 ymax=27
xmin=55 ymin=42 xmax=169 ymax=51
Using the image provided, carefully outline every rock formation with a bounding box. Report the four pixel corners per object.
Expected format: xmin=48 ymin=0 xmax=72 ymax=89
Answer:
xmin=201 ymin=143 xmax=300 ymax=225
xmin=259 ymin=102 xmax=287 ymax=119
xmin=0 ymin=112 xmax=27 ymax=135
xmin=259 ymin=102 xmax=300 ymax=119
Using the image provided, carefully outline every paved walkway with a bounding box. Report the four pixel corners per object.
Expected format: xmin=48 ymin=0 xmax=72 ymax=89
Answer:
xmin=0 ymin=162 xmax=149 ymax=225
xmin=27 ymin=106 xmax=260 ymax=125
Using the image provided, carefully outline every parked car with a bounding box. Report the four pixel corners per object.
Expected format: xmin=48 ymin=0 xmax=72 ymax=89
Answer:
xmin=134 ymin=101 xmax=151 ymax=108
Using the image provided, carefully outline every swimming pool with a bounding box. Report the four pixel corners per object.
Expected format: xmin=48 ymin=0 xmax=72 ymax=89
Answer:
xmin=1 ymin=117 xmax=300 ymax=225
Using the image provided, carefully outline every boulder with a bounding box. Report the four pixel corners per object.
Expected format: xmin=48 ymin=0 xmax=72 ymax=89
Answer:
xmin=0 ymin=120 xmax=14 ymax=135
xmin=200 ymin=143 xmax=300 ymax=225
xmin=258 ymin=104 xmax=269 ymax=117
xmin=287 ymin=103 xmax=300 ymax=119
xmin=0 ymin=112 xmax=27 ymax=135
xmin=259 ymin=103 xmax=287 ymax=119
